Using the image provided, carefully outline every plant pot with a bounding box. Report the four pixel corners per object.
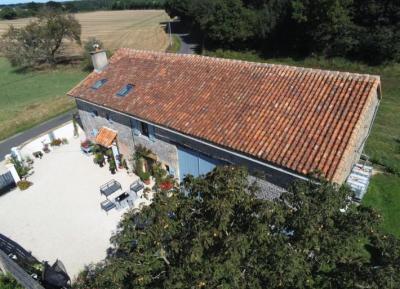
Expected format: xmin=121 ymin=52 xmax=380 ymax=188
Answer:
xmin=144 ymin=179 xmax=151 ymax=185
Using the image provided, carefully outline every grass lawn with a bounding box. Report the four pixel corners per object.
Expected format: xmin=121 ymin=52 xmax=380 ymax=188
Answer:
xmin=206 ymin=50 xmax=400 ymax=237
xmin=363 ymin=174 xmax=400 ymax=238
xmin=0 ymin=58 xmax=87 ymax=141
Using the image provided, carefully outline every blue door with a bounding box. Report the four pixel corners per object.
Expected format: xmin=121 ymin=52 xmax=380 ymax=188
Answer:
xmin=178 ymin=146 xmax=221 ymax=181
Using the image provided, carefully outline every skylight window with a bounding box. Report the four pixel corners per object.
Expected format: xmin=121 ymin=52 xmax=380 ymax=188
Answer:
xmin=92 ymin=79 xmax=107 ymax=90
xmin=116 ymin=84 xmax=134 ymax=97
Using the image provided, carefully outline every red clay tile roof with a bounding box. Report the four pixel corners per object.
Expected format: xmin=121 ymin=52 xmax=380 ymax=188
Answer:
xmin=95 ymin=127 xmax=117 ymax=148
xmin=68 ymin=48 xmax=381 ymax=181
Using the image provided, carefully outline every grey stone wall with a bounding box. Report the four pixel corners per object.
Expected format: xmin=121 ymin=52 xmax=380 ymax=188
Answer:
xmin=76 ymin=99 xmax=300 ymax=193
xmin=76 ymin=99 xmax=179 ymax=176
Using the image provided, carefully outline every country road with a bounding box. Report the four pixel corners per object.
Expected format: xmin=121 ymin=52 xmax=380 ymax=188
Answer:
xmin=0 ymin=28 xmax=198 ymax=160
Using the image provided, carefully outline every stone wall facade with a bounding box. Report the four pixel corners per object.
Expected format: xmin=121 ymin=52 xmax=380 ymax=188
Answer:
xmin=333 ymin=87 xmax=380 ymax=183
xmin=76 ymin=99 xmax=180 ymax=177
xmin=76 ymin=99 xmax=309 ymax=198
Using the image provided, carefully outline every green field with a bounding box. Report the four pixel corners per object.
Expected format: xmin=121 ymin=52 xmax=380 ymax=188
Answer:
xmin=0 ymin=58 xmax=87 ymax=140
xmin=207 ymin=50 xmax=400 ymax=237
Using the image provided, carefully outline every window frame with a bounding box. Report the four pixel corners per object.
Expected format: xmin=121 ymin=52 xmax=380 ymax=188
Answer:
xmin=91 ymin=79 xmax=107 ymax=90
xmin=91 ymin=110 xmax=98 ymax=117
xmin=140 ymin=122 xmax=149 ymax=137
xmin=116 ymin=84 xmax=134 ymax=97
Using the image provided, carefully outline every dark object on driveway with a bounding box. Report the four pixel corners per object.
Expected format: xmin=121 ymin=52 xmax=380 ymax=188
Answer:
xmin=33 ymin=151 xmax=43 ymax=159
xmin=42 ymin=259 xmax=70 ymax=289
xmin=43 ymin=144 xmax=50 ymax=153
xmin=100 ymin=199 xmax=116 ymax=212
xmin=100 ymin=179 xmax=121 ymax=198
xmin=115 ymin=192 xmax=129 ymax=203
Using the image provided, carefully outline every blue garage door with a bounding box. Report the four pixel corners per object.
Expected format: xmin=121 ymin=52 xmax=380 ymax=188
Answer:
xmin=178 ymin=146 xmax=221 ymax=181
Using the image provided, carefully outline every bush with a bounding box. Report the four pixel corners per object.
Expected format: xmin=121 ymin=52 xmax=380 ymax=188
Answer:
xmin=17 ymin=180 xmax=32 ymax=190
xmin=94 ymin=153 xmax=105 ymax=167
xmin=140 ymin=171 xmax=151 ymax=181
xmin=80 ymin=139 xmax=92 ymax=148
xmin=0 ymin=273 xmax=23 ymax=289
xmin=10 ymin=156 xmax=30 ymax=178
xmin=50 ymin=138 xmax=63 ymax=146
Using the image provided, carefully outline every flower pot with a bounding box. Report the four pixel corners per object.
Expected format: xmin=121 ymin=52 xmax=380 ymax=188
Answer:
xmin=144 ymin=179 xmax=151 ymax=185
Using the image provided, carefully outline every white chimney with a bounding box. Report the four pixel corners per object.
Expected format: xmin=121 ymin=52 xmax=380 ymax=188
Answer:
xmin=91 ymin=46 xmax=108 ymax=72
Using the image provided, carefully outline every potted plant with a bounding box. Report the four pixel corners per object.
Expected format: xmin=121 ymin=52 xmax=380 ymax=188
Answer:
xmin=94 ymin=153 xmax=105 ymax=167
xmin=43 ymin=144 xmax=50 ymax=153
xmin=159 ymin=180 xmax=174 ymax=191
xmin=109 ymin=158 xmax=117 ymax=174
xmin=140 ymin=171 xmax=151 ymax=185
xmin=143 ymin=187 xmax=151 ymax=200
xmin=81 ymin=140 xmax=92 ymax=153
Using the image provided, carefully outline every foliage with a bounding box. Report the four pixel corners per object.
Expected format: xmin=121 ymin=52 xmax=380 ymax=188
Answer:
xmin=94 ymin=153 xmax=105 ymax=167
xmin=133 ymin=145 xmax=153 ymax=161
xmin=0 ymin=0 xmax=165 ymax=19
xmin=166 ymin=35 xmax=181 ymax=53
xmin=0 ymin=7 xmax=17 ymax=20
xmin=109 ymin=157 xmax=117 ymax=174
xmin=73 ymin=166 xmax=400 ymax=289
xmin=17 ymin=180 xmax=33 ymax=190
xmin=10 ymin=155 xmax=30 ymax=178
xmin=50 ymin=138 xmax=63 ymax=146
xmin=0 ymin=273 xmax=23 ymax=289
xmin=1 ymin=10 xmax=81 ymax=67
xmin=166 ymin=0 xmax=400 ymax=64
xmin=82 ymin=37 xmax=105 ymax=70
xmin=139 ymin=171 xmax=151 ymax=181
xmin=132 ymin=145 xmax=154 ymax=175
xmin=81 ymin=140 xmax=92 ymax=149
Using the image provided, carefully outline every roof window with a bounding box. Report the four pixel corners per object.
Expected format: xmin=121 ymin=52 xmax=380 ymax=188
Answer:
xmin=92 ymin=78 xmax=107 ymax=90
xmin=116 ymin=84 xmax=134 ymax=97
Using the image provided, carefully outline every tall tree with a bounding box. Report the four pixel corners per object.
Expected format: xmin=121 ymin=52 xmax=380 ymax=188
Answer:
xmin=73 ymin=166 xmax=400 ymax=289
xmin=1 ymin=10 xmax=81 ymax=67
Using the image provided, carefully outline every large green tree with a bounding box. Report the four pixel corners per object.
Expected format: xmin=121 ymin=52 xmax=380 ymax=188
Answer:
xmin=1 ymin=10 xmax=81 ymax=67
xmin=74 ymin=166 xmax=400 ymax=289
xmin=165 ymin=0 xmax=400 ymax=64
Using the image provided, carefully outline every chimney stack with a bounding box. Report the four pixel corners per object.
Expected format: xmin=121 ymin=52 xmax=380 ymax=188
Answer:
xmin=91 ymin=44 xmax=108 ymax=72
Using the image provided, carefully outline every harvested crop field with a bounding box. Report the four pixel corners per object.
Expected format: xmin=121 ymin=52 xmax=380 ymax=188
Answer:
xmin=0 ymin=10 xmax=171 ymax=55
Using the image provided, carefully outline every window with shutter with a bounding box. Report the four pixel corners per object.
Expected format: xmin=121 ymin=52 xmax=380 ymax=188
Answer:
xmin=130 ymin=119 xmax=140 ymax=136
xmin=148 ymin=125 xmax=156 ymax=142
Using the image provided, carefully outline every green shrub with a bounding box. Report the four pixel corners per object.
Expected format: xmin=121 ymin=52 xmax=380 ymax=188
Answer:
xmin=10 ymin=156 xmax=30 ymax=178
xmin=140 ymin=171 xmax=151 ymax=181
xmin=17 ymin=180 xmax=32 ymax=190
xmin=0 ymin=273 xmax=23 ymax=289
xmin=50 ymin=138 xmax=63 ymax=146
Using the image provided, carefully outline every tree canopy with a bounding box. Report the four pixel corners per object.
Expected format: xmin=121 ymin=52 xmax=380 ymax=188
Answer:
xmin=1 ymin=10 xmax=81 ymax=67
xmin=165 ymin=0 xmax=400 ymax=64
xmin=73 ymin=166 xmax=400 ymax=289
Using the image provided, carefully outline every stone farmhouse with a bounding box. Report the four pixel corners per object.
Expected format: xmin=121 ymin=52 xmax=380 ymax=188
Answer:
xmin=68 ymin=48 xmax=381 ymax=195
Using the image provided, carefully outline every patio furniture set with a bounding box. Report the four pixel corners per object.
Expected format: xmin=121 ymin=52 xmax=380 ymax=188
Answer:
xmin=100 ymin=179 xmax=147 ymax=213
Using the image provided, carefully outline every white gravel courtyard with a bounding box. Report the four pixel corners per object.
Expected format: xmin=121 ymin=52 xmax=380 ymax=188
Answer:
xmin=0 ymin=135 xmax=139 ymax=279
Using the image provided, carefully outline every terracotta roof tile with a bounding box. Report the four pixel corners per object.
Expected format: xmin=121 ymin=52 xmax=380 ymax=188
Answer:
xmin=68 ymin=49 xmax=381 ymax=181
xmin=95 ymin=127 xmax=117 ymax=148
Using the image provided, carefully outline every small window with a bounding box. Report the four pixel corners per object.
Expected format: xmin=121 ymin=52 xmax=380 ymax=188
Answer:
xmin=141 ymin=122 xmax=149 ymax=137
xmin=106 ymin=113 xmax=113 ymax=123
xmin=92 ymin=79 xmax=107 ymax=90
xmin=116 ymin=84 xmax=134 ymax=97
xmin=91 ymin=110 xmax=98 ymax=117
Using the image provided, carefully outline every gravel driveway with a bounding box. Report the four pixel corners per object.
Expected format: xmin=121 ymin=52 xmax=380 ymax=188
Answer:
xmin=0 ymin=136 xmax=138 ymax=279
